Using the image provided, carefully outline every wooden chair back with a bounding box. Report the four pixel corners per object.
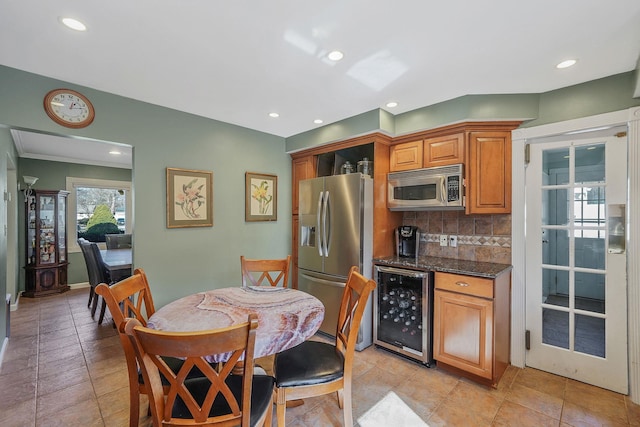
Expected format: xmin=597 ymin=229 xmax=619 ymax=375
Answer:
xmin=124 ymin=314 xmax=260 ymax=426
xmin=336 ymin=266 xmax=377 ymax=371
xmin=240 ymin=255 xmax=291 ymax=287
xmin=96 ymin=267 xmax=155 ymax=327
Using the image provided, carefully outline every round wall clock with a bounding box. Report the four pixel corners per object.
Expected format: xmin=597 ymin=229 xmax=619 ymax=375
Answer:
xmin=43 ymin=89 xmax=95 ymax=128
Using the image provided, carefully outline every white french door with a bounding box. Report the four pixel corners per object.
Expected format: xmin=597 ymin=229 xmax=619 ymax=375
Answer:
xmin=525 ymin=135 xmax=628 ymax=393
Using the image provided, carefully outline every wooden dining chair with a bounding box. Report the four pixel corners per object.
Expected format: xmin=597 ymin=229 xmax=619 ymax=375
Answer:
xmin=240 ymin=255 xmax=291 ymax=287
xmin=273 ymin=266 xmax=376 ymax=427
xmin=124 ymin=313 xmax=275 ymax=427
xmin=96 ymin=268 xmax=157 ymax=427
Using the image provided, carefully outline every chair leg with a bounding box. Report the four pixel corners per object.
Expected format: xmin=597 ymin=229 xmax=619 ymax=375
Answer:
xmin=129 ymin=387 xmax=139 ymax=427
xmin=275 ymin=388 xmax=287 ymax=427
xmin=87 ymin=287 xmax=95 ymax=308
xmin=91 ymin=292 xmax=99 ymax=317
xmin=342 ymin=385 xmax=353 ymax=427
xmin=98 ymin=298 xmax=107 ymax=325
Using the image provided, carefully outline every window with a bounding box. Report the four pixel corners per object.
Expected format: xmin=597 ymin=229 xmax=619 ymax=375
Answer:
xmin=66 ymin=177 xmax=132 ymax=252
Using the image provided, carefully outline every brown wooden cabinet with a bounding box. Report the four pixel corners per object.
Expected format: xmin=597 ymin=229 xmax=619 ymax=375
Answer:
xmin=423 ymin=133 xmax=464 ymax=167
xmin=292 ymin=156 xmax=315 ymax=216
xmin=466 ymin=131 xmax=512 ymax=214
xmin=433 ymin=270 xmax=511 ymax=388
xmin=23 ymin=190 xmax=70 ymax=297
xmin=389 ymin=140 xmax=423 ymax=171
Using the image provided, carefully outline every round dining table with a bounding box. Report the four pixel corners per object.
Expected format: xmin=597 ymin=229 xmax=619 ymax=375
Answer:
xmin=147 ymin=286 xmax=325 ymax=363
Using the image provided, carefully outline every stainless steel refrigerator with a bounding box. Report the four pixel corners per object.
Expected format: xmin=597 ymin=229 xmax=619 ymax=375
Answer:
xmin=298 ymin=173 xmax=373 ymax=351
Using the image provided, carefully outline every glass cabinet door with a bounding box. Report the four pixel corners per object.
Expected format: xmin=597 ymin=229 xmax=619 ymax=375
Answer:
xmin=38 ymin=194 xmax=56 ymax=264
xmin=58 ymin=194 xmax=67 ymax=262
xmin=27 ymin=195 xmax=37 ymax=265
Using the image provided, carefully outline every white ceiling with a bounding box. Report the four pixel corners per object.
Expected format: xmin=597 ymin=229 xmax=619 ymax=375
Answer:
xmin=2 ymin=1 xmax=640 ymax=166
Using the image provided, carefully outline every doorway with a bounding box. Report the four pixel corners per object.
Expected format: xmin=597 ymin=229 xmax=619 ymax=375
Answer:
xmin=525 ymin=134 xmax=628 ymax=393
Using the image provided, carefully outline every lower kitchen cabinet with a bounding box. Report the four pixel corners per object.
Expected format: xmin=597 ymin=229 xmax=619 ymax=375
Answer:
xmin=433 ymin=270 xmax=511 ymax=388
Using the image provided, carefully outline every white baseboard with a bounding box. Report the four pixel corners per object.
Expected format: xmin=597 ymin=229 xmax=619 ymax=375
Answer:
xmin=69 ymin=282 xmax=90 ymax=290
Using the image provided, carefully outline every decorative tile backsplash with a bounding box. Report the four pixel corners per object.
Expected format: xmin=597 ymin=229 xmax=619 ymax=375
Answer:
xmin=401 ymin=211 xmax=512 ymax=264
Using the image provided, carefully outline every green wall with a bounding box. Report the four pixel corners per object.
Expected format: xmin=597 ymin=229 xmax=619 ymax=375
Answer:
xmin=0 ymin=126 xmax=19 ymax=339
xmin=17 ymin=159 xmax=131 ymax=286
xmin=285 ymin=71 xmax=640 ymax=152
xmin=0 ymin=65 xmax=290 ymax=309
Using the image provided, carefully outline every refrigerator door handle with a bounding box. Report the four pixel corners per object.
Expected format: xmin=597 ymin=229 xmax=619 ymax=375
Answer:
xmin=316 ymin=191 xmax=324 ymax=257
xmin=323 ymin=190 xmax=331 ymax=257
xmin=300 ymin=273 xmax=345 ymax=288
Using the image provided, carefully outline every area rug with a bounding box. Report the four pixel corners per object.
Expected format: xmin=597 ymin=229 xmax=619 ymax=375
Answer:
xmin=357 ymin=391 xmax=429 ymax=427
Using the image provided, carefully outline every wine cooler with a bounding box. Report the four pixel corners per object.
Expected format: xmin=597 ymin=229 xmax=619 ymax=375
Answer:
xmin=374 ymin=265 xmax=434 ymax=365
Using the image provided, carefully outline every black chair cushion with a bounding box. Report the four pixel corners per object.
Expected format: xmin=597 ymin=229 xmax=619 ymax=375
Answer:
xmin=172 ymin=374 xmax=275 ymax=427
xmin=137 ymin=356 xmax=208 ymax=386
xmin=274 ymin=340 xmax=344 ymax=388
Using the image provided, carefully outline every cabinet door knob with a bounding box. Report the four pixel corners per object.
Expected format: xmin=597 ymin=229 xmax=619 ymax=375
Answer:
xmin=455 ymin=281 xmax=470 ymax=287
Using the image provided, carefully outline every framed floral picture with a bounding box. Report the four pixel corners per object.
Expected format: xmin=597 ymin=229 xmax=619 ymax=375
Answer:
xmin=245 ymin=172 xmax=277 ymax=222
xmin=166 ymin=167 xmax=213 ymax=228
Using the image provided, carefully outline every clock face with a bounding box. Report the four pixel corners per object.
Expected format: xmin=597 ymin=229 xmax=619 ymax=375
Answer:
xmin=44 ymin=89 xmax=95 ymax=128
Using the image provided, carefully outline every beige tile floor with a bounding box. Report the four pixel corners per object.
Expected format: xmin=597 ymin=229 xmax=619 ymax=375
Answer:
xmin=1 ymin=288 xmax=639 ymax=427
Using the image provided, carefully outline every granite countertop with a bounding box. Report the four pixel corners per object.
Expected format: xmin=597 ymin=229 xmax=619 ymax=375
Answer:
xmin=373 ymin=256 xmax=512 ymax=279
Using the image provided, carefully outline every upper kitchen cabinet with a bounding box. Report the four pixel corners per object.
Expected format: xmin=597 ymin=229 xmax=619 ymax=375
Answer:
xmin=390 ymin=139 xmax=423 ymax=171
xmin=424 ymin=133 xmax=465 ymax=168
xmin=391 ymin=122 xmax=521 ymax=214
xmin=466 ymin=131 xmax=512 ymax=214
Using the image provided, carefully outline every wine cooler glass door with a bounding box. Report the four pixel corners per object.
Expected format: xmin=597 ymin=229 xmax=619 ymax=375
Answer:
xmin=374 ymin=266 xmax=433 ymax=365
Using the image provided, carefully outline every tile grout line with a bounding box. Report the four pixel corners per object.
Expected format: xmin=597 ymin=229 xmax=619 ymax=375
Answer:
xmin=69 ymin=292 xmax=107 ymax=425
xmin=33 ymin=298 xmax=41 ymax=427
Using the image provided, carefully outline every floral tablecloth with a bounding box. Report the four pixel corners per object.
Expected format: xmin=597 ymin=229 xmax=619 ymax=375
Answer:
xmin=147 ymin=286 xmax=325 ymax=362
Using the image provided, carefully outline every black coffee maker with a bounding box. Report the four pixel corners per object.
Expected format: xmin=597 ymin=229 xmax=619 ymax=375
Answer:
xmin=396 ymin=226 xmax=420 ymax=258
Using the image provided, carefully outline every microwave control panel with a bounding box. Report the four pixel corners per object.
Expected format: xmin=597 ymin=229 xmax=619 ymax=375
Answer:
xmin=446 ymin=175 xmax=460 ymax=202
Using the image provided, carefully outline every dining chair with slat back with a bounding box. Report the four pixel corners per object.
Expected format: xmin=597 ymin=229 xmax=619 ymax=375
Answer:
xmin=273 ymin=266 xmax=376 ymax=427
xmin=240 ymin=255 xmax=291 ymax=287
xmin=124 ymin=313 xmax=275 ymax=427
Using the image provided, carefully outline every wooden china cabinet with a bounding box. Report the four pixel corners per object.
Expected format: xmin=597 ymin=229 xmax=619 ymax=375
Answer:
xmin=23 ymin=190 xmax=70 ymax=297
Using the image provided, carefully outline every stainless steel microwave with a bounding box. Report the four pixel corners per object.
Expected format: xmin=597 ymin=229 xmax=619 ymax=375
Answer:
xmin=387 ymin=164 xmax=464 ymax=211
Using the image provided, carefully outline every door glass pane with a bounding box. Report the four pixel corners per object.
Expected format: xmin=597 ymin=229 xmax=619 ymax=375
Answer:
xmin=543 ymin=308 xmax=569 ymax=349
xmin=544 ymin=229 xmax=569 ymax=267
xmin=543 ymin=148 xmax=570 ymax=184
xmin=575 ymin=144 xmax=605 ymax=183
xmin=575 ymin=314 xmax=605 ymax=358
xmin=575 ymin=272 xmax=605 ymax=314
xmin=542 ymin=269 xmax=569 ymax=307
xmin=575 ymin=237 xmax=605 ymax=270
xmin=542 ymin=189 xmax=569 ymax=226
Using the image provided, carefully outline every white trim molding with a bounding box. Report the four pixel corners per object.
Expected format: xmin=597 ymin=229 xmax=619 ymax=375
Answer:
xmin=511 ymin=107 xmax=640 ymax=404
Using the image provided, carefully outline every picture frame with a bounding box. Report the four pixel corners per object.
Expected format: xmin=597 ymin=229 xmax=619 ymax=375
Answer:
xmin=166 ymin=167 xmax=213 ymax=228
xmin=245 ymin=172 xmax=277 ymax=222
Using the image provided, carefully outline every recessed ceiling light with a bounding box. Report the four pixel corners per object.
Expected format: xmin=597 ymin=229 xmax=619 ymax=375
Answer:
xmin=314 ymin=119 xmax=323 ymax=124
xmin=556 ymin=59 xmax=577 ymax=69
xmin=386 ymin=101 xmax=398 ymax=108
xmin=269 ymin=112 xmax=279 ymax=118
xmin=327 ymin=50 xmax=344 ymax=61
xmin=109 ymin=150 xmax=122 ymax=155
xmin=60 ymin=17 xmax=87 ymax=31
